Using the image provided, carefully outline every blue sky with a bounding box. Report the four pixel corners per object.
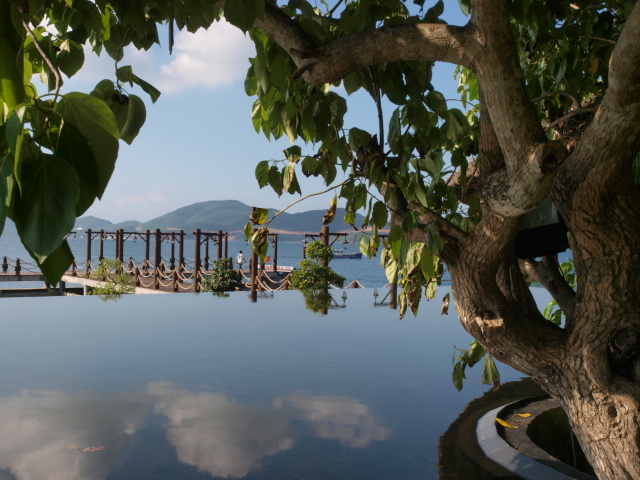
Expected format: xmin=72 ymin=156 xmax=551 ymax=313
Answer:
xmin=61 ymin=3 xmax=469 ymax=223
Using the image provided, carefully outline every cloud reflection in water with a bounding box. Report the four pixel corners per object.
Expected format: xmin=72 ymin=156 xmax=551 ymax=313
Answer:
xmin=0 ymin=386 xmax=392 ymax=479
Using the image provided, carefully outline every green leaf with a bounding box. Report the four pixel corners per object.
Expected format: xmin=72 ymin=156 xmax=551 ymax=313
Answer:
xmin=425 ymin=0 xmax=444 ymax=21
xmin=467 ymin=340 xmax=486 ymax=367
xmin=12 ymin=154 xmax=80 ymax=260
xmin=55 ymin=122 xmax=100 ymax=216
xmin=482 ymin=355 xmax=501 ymax=388
xmin=56 ymin=92 xmax=120 ymax=199
xmin=452 ymin=362 xmax=466 ymax=391
xmin=348 ymin=127 xmax=371 ymax=150
xmin=420 ymin=246 xmax=437 ymax=279
xmin=268 ymin=165 xmax=283 ymax=196
xmin=283 ymin=145 xmax=302 ymax=163
xmin=252 ymin=227 xmax=269 ymax=259
xmin=6 ymin=106 xmax=26 ymax=190
xmin=91 ymin=79 xmax=116 ymax=101
xmin=56 ymin=39 xmax=85 ymax=77
xmin=27 ymin=240 xmax=75 ymax=286
xmin=116 ymin=66 xmax=161 ymax=103
xmin=405 ymin=243 xmax=422 ymax=274
xmin=371 ymin=201 xmax=388 ymax=229
xmin=112 ymin=94 xmax=146 ymax=144
xmin=0 ymin=2 xmax=27 ymax=109
xmin=255 ymin=160 xmax=270 ymax=187
xmin=250 ymin=206 xmax=269 ymax=225
xmin=458 ymin=0 xmax=471 ymax=16
xmin=426 ymin=223 xmax=444 ymax=254
xmin=244 ymin=221 xmax=253 ymax=242
xmin=425 ymin=280 xmax=437 ymax=300
xmin=283 ymin=162 xmax=297 ymax=193
xmin=224 ymin=0 xmax=257 ymax=32
xmin=0 ymin=154 xmax=14 ymax=235
xmin=384 ymin=256 xmax=398 ymax=283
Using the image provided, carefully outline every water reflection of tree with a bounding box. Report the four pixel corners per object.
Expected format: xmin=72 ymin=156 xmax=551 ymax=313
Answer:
xmin=301 ymin=289 xmax=348 ymax=314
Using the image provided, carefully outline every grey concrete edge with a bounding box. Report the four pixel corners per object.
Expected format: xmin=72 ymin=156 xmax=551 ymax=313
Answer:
xmin=476 ymin=404 xmax=580 ymax=480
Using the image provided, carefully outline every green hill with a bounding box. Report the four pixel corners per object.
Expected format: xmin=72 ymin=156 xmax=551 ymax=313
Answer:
xmin=75 ymin=200 xmax=374 ymax=235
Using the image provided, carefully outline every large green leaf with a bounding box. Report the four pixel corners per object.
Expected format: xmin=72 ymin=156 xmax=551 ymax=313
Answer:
xmin=12 ymin=153 xmax=79 ymax=260
xmin=112 ymin=94 xmax=146 ymax=144
xmin=0 ymin=2 xmax=26 ymax=109
xmin=25 ymin=240 xmax=75 ymax=286
xmin=56 ymin=39 xmax=85 ymax=77
xmin=55 ymin=122 xmax=100 ymax=216
xmin=224 ymin=0 xmax=257 ymax=32
xmin=0 ymin=153 xmax=14 ymax=235
xmin=56 ymin=92 xmax=119 ymax=199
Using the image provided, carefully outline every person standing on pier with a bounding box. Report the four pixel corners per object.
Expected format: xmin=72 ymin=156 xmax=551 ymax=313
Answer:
xmin=236 ymin=251 xmax=245 ymax=271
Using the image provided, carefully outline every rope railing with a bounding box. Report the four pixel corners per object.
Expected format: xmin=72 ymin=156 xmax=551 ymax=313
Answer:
xmin=1 ymin=255 xmax=386 ymax=296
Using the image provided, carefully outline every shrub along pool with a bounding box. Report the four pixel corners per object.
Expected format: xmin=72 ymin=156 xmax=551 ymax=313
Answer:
xmin=0 ymin=289 xmax=546 ymax=479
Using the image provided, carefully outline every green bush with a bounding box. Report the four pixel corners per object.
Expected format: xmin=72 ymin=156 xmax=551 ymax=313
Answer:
xmin=89 ymin=258 xmax=136 ymax=296
xmin=201 ymin=257 xmax=243 ymax=292
xmin=290 ymin=241 xmax=345 ymax=290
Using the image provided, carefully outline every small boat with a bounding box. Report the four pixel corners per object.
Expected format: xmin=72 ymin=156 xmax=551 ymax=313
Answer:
xmin=333 ymin=251 xmax=363 ymax=259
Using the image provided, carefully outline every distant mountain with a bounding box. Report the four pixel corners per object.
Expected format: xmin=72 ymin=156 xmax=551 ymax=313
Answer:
xmin=75 ymin=200 xmax=376 ymax=235
xmin=74 ymin=215 xmax=115 ymax=231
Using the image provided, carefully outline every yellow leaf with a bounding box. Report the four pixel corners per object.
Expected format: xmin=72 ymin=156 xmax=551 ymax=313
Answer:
xmin=83 ymin=446 xmax=106 ymax=452
xmin=515 ymin=413 xmax=532 ymax=417
xmin=495 ymin=417 xmax=518 ymax=428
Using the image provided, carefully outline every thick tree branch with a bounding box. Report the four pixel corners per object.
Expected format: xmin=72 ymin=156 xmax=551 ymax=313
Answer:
xmin=471 ymin=0 xmax=547 ymax=159
xmin=467 ymin=1 xmax=568 ymax=218
xmin=245 ymin=2 xmax=479 ymax=84
xmin=520 ymin=256 xmax=576 ymax=323
xmin=482 ymin=140 xmax=566 ymax=217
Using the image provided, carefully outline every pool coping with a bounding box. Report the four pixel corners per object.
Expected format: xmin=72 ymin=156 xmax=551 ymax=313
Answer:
xmin=476 ymin=402 xmax=596 ymax=480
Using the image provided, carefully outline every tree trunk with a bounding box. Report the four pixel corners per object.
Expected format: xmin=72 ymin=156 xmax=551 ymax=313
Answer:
xmin=447 ymin=184 xmax=640 ymax=480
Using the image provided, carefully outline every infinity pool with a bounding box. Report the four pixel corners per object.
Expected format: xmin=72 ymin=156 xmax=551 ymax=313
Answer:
xmin=0 ymin=289 xmax=533 ymax=479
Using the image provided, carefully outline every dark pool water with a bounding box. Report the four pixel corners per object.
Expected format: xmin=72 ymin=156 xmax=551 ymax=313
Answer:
xmin=0 ymin=289 xmax=547 ymax=479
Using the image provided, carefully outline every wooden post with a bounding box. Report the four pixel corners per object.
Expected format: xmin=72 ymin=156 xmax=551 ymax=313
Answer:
xmin=194 ymin=229 xmax=201 ymax=292
xmin=2 ymin=256 xmax=7 ymax=272
xmin=170 ymin=233 xmax=176 ymax=270
xmin=179 ymin=230 xmax=185 ymax=272
xmin=273 ymin=234 xmax=278 ymax=272
xmin=145 ymin=230 xmax=151 ymax=266
xmin=390 ymin=283 xmax=398 ymax=310
xmin=217 ymin=230 xmax=223 ymax=259
xmin=204 ymin=236 xmax=210 ymax=270
xmin=251 ymin=238 xmax=258 ymax=296
xmin=114 ymin=230 xmax=119 ymax=261
xmin=321 ymin=225 xmax=330 ymax=266
xmin=117 ymin=229 xmax=124 ymax=262
xmin=134 ymin=267 xmax=141 ymax=286
xmin=86 ymin=229 xmax=92 ymax=275
xmin=154 ymin=229 xmax=161 ymax=290
xmin=172 ymin=269 xmax=179 ymax=292
xmin=15 ymin=258 xmax=21 ymax=275
xmin=99 ymin=229 xmax=104 ymax=261
xmin=259 ymin=254 xmax=265 ymax=292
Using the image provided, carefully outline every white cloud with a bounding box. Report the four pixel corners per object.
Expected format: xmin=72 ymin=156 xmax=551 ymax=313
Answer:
xmin=38 ymin=20 xmax=254 ymax=96
xmin=0 ymin=391 xmax=147 ymax=480
xmin=155 ymin=21 xmax=255 ymax=94
xmin=115 ymin=192 xmax=169 ymax=206
xmin=148 ymin=383 xmax=294 ymax=478
xmin=274 ymin=392 xmax=392 ymax=448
